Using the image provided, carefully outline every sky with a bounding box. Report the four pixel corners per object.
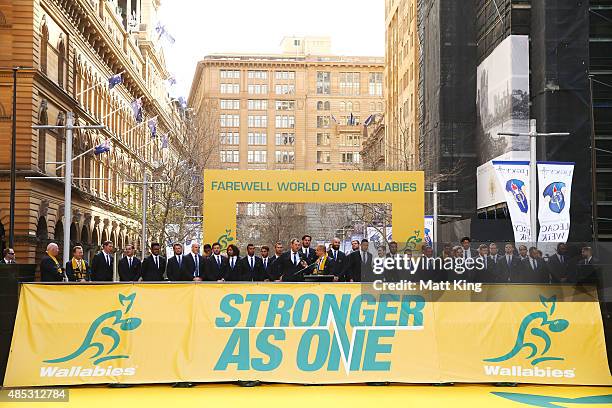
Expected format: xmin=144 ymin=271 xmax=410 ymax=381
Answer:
xmin=158 ymin=0 xmax=385 ymax=97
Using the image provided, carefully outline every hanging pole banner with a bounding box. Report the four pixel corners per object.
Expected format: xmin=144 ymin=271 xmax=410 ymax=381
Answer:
xmin=424 ymin=216 xmax=434 ymax=248
xmin=4 ymin=284 xmax=610 ymax=387
xmin=537 ymin=162 xmax=574 ymax=249
xmin=492 ymin=161 xmax=532 ymax=243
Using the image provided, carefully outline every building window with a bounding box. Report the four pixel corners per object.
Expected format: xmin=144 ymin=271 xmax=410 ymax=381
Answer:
xmin=340 ymin=115 xmax=360 ymax=126
xmin=316 ymin=71 xmax=331 ymax=95
xmin=317 ymin=151 xmax=331 ymax=164
xmin=248 ymin=99 xmax=268 ymax=110
xmin=317 ymin=133 xmax=330 ymax=146
xmin=248 ymin=115 xmax=268 ymax=127
xmin=340 ymin=133 xmax=361 ymax=147
xmin=317 ymin=116 xmax=330 ymax=128
xmin=220 ymin=132 xmax=240 ymax=145
xmin=57 ymin=36 xmax=66 ymax=88
xmin=276 ymin=132 xmax=295 ymax=145
xmin=317 ymin=101 xmax=330 ymax=110
xmin=275 ymin=151 xmax=295 ymax=164
xmin=275 ymin=84 xmax=295 ymax=95
xmin=220 ymin=83 xmax=240 ymax=94
xmin=341 ymin=152 xmax=360 ymax=164
xmin=248 ymin=132 xmax=267 ymax=145
xmin=220 ymin=114 xmax=240 ymax=127
xmin=275 ymin=71 xmax=295 ymax=80
xmin=220 ymin=150 xmax=240 ymax=163
xmin=369 ymin=72 xmax=383 ymax=96
xmin=339 ymin=72 xmax=360 ymax=95
xmin=248 ymin=70 xmax=268 ymax=79
xmin=248 ymin=150 xmax=267 ymax=163
xmin=275 ymin=100 xmax=295 ymax=111
xmin=247 ymin=203 xmax=267 ymax=216
xmin=220 ymin=99 xmax=240 ymax=109
xmin=220 ymin=70 xmax=240 ymax=79
xmin=275 ymin=115 xmax=295 ymax=128
xmin=40 ymin=20 xmax=49 ymax=75
xmin=248 ymin=84 xmax=268 ymax=94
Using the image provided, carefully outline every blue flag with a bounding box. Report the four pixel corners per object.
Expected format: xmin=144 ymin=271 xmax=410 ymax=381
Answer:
xmin=131 ymin=99 xmax=143 ymax=123
xmin=148 ymin=118 xmax=157 ymax=138
xmin=155 ymin=22 xmax=176 ymax=44
xmin=108 ymin=73 xmax=122 ymax=89
xmin=94 ymin=139 xmax=111 ymax=155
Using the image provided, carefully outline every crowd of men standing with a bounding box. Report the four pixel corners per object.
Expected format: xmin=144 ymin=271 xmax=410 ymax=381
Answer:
xmin=33 ymin=235 xmax=600 ymax=285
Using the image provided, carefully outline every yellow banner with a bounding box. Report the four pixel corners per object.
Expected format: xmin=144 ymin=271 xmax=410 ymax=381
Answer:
xmin=4 ymin=284 xmax=611 ymax=386
xmin=202 ymin=170 xmax=424 ymax=250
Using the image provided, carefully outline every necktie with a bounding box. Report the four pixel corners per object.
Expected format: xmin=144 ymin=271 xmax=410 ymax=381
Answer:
xmin=333 ymin=251 xmax=337 ymax=261
xmin=155 ymin=256 xmax=159 ymax=269
xmin=177 ymin=255 xmax=182 ymax=268
xmin=216 ymin=255 xmax=220 ymax=267
xmin=531 ymin=259 xmax=535 ymax=270
xmin=231 ymin=258 xmax=235 ymax=268
xmin=293 ymin=253 xmax=298 ymax=266
xmin=559 ymin=255 xmax=564 ymax=264
xmin=250 ymin=257 xmax=254 ymax=270
xmin=128 ymin=257 xmax=132 ymax=268
xmin=507 ymin=255 xmax=511 ymax=267
xmin=361 ymin=251 xmax=365 ymax=263
xmin=106 ymin=254 xmax=110 ymax=266
xmin=264 ymin=258 xmax=267 ymax=269
xmin=194 ymin=255 xmax=199 ymax=275
xmin=484 ymin=257 xmax=487 ymax=269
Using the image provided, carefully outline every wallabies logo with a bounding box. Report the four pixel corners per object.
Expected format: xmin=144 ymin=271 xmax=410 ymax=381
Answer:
xmin=484 ymin=295 xmax=569 ymax=366
xmin=44 ymin=293 xmax=142 ymax=365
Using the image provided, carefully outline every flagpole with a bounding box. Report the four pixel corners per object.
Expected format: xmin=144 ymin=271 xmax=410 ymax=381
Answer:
xmin=100 ymin=97 xmax=143 ymax=123
xmin=75 ymin=70 xmax=125 ymax=98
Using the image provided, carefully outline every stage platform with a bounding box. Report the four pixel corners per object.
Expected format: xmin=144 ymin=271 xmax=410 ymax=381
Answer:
xmin=1 ymin=384 xmax=611 ymax=408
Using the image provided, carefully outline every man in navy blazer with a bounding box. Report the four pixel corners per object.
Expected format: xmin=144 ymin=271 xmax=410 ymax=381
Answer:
xmin=205 ymin=242 xmax=229 ymax=281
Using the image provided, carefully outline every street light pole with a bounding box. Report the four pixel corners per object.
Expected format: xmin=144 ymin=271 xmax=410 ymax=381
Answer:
xmin=32 ymin=115 xmax=105 ymax=263
xmin=498 ymin=119 xmax=570 ymax=244
xmin=9 ymin=67 xmax=19 ymax=248
xmin=425 ymin=182 xmax=458 ymax=254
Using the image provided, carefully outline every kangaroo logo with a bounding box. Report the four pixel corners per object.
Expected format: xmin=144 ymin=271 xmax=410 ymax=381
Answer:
xmin=484 ymin=295 xmax=569 ymax=366
xmin=216 ymin=229 xmax=234 ymax=251
xmin=44 ymin=293 xmax=142 ymax=365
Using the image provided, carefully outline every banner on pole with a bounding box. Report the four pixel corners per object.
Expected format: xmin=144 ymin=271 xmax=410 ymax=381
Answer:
xmin=4 ymin=284 xmax=610 ymax=387
xmin=492 ymin=161 xmax=532 ymax=242
xmin=537 ymin=162 xmax=574 ymax=253
xmin=424 ymin=216 xmax=434 ymax=247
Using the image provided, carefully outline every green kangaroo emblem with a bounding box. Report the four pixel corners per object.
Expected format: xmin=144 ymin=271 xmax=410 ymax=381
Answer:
xmin=44 ymin=293 xmax=142 ymax=365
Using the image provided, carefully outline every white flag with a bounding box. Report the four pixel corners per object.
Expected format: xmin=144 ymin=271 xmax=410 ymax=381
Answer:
xmin=537 ymin=162 xmax=574 ymax=253
xmin=492 ymin=161 xmax=532 ymax=243
xmin=424 ymin=216 xmax=434 ymax=248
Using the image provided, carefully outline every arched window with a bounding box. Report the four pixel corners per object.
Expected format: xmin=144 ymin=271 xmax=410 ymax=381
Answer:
xmin=57 ymin=35 xmax=66 ymax=88
xmin=354 ymin=102 xmax=360 ymax=111
xmin=40 ymin=19 xmax=49 ymax=74
xmin=339 ymin=102 xmax=345 ymax=112
xmin=37 ymin=100 xmax=48 ymax=171
xmin=347 ymin=102 xmax=353 ymax=112
xmin=55 ymin=112 xmax=65 ymax=177
xmin=317 ymin=101 xmax=323 ymax=110
xmin=324 ymin=101 xmax=330 ymax=110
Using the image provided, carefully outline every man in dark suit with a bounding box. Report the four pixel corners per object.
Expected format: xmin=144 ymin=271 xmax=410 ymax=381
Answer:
xmin=299 ymin=235 xmax=317 ymax=265
xmin=182 ymin=242 xmax=205 ymax=281
xmin=118 ymin=244 xmax=141 ymax=281
xmin=345 ymin=240 xmax=362 ymax=282
xmin=280 ymin=238 xmax=308 ymax=282
xmin=327 ymin=237 xmax=347 ymax=281
xmin=1 ymin=248 xmax=16 ymax=264
xmin=166 ymin=243 xmax=186 ymax=281
xmin=233 ymin=243 xmax=265 ymax=281
xmin=91 ymin=240 xmax=114 ymax=281
xmin=205 ymin=242 xmax=229 ymax=281
xmin=548 ymin=243 xmax=574 ymax=283
xmin=66 ymin=245 xmax=90 ymax=282
xmin=303 ymin=244 xmax=336 ymax=276
xmin=519 ymin=247 xmax=550 ymax=283
xmin=260 ymin=245 xmax=274 ymax=281
xmin=576 ymin=246 xmax=599 ymax=285
xmin=40 ymin=242 xmax=67 ymax=282
xmin=141 ymin=242 xmax=166 ymax=281
xmin=475 ymin=244 xmax=496 ymax=283
xmin=460 ymin=237 xmax=477 ymax=259
xmin=498 ymin=243 xmax=522 ymax=283
xmin=224 ymin=244 xmax=241 ymax=281
xmin=268 ymin=241 xmax=284 ymax=281
xmin=357 ymin=239 xmax=374 ymax=282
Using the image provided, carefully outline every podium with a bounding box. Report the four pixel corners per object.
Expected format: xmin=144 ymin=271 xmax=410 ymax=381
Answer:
xmin=303 ymin=274 xmax=335 ymax=282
